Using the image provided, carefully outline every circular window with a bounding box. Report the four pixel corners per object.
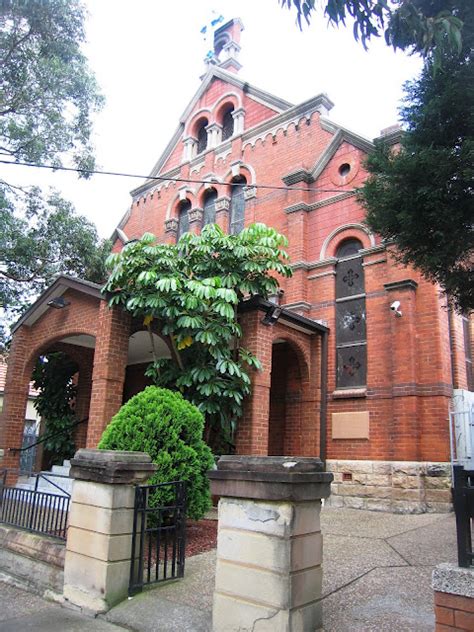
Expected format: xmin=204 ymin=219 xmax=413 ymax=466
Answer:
xmin=339 ymin=163 xmax=351 ymax=177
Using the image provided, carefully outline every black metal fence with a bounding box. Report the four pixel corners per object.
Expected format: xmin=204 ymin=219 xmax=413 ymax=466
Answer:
xmin=129 ymin=481 xmax=186 ymax=595
xmin=0 ymin=470 xmax=70 ymax=541
xmin=453 ymin=465 xmax=474 ymax=567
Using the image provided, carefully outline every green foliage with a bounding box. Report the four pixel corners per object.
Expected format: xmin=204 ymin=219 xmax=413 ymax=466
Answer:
xmin=281 ymin=0 xmax=465 ymax=68
xmin=0 ymin=0 xmax=107 ymax=348
xmin=98 ymin=386 xmax=215 ymax=520
xmin=0 ymin=189 xmax=111 ymax=347
xmin=0 ymin=0 xmax=103 ymax=169
xmin=104 ymin=223 xmax=292 ymax=450
xmin=361 ymin=0 xmax=473 ymax=312
xmin=32 ymin=352 xmax=78 ymax=461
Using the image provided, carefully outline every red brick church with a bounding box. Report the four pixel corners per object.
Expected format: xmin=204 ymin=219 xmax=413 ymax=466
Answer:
xmin=1 ymin=19 xmax=472 ymax=512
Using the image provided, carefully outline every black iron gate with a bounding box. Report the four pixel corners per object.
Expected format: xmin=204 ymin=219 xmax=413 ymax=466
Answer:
xmin=129 ymin=480 xmax=186 ymax=595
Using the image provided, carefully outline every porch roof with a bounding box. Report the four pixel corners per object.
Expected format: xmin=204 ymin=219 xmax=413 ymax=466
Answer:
xmin=11 ymin=275 xmax=104 ymax=334
xmin=238 ymin=295 xmax=329 ymax=335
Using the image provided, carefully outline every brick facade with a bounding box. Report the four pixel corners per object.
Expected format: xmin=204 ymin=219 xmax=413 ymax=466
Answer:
xmin=1 ymin=18 xmax=472 ymax=510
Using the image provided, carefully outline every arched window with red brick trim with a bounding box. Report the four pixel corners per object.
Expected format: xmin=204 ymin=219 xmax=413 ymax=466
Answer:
xmin=335 ymin=238 xmax=367 ymax=389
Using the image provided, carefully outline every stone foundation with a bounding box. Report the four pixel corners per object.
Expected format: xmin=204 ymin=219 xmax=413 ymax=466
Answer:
xmin=325 ymin=460 xmax=452 ymax=513
xmin=0 ymin=525 xmax=65 ymax=597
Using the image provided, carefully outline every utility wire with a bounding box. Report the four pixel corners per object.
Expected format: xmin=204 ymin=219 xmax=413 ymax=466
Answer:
xmin=0 ymin=158 xmax=357 ymax=195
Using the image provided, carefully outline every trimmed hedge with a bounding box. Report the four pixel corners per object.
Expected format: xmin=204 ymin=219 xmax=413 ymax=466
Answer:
xmin=98 ymin=386 xmax=214 ymax=519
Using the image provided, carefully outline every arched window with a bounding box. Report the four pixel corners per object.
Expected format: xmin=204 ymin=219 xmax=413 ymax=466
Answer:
xmin=335 ymin=239 xmax=367 ymax=389
xmin=221 ymin=107 xmax=235 ymax=141
xmin=177 ymin=200 xmax=191 ymax=239
xmin=197 ymin=119 xmax=208 ymax=154
xmin=229 ymin=176 xmax=246 ymax=235
xmin=203 ymin=189 xmax=217 ymax=226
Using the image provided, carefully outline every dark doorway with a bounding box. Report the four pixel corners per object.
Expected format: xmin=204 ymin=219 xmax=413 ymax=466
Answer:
xmin=268 ymin=341 xmax=303 ymax=456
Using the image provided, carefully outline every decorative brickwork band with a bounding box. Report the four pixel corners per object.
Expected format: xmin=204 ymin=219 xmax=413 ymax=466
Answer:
xmin=243 ymin=186 xmax=257 ymax=201
xmin=164 ymin=217 xmax=179 ymax=234
xmin=188 ymin=207 xmax=204 ymax=224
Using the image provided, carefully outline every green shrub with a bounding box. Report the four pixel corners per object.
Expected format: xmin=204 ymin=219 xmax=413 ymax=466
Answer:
xmin=98 ymin=386 xmax=214 ymax=520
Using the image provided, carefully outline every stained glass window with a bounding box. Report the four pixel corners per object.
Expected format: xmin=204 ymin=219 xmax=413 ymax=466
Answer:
xmin=177 ymin=200 xmax=191 ymax=239
xmin=197 ymin=121 xmax=208 ymax=154
xmin=335 ymin=239 xmax=367 ymax=388
xmin=203 ymin=190 xmax=217 ymax=226
xmin=222 ymin=108 xmax=234 ymax=141
xmin=230 ymin=177 xmax=246 ymax=235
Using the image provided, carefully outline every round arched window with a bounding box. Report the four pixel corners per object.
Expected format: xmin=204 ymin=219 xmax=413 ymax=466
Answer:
xmin=336 ymin=238 xmax=363 ymax=259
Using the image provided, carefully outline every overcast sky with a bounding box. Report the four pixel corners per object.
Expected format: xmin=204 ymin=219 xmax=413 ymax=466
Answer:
xmin=2 ymin=0 xmax=422 ymax=239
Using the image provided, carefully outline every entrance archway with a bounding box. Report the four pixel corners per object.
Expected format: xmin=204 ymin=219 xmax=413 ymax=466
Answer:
xmin=268 ymin=339 xmax=304 ymax=456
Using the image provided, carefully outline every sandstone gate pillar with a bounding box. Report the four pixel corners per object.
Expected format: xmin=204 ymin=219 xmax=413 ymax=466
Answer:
xmin=63 ymin=449 xmax=156 ymax=614
xmin=209 ymin=455 xmax=333 ymax=632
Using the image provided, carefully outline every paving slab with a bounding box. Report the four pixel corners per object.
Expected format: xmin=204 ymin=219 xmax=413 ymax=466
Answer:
xmin=0 ymin=583 xmax=125 ymax=632
xmin=322 ymin=533 xmax=407 ymax=596
xmin=320 ymin=506 xmax=451 ymax=539
xmin=386 ymin=513 xmax=457 ymax=567
xmin=105 ymin=551 xmax=215 ymax=632
xmin=0 ymin=507 xmax=457 ymax=631
xmin=322 ymin=566 xmax=435 ymax=632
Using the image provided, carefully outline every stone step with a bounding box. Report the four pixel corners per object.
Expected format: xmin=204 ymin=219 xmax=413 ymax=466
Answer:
xmin=50 ymin=464 xmax=70 ymax=476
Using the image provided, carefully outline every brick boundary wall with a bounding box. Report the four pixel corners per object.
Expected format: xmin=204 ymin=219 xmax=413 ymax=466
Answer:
xmin=433 ymin=563 xmax=474 ymax=631
xmin=434 ymin=591 xmax=474 ymax=631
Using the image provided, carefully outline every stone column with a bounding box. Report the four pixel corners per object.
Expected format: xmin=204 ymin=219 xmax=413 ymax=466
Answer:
xmin=209 ymin=456 xmax=333 ymax=632
xmin=232 ymin=108 xmax=245 ymax=135
xmin=63 ymin=449 xmax=156 ymax=614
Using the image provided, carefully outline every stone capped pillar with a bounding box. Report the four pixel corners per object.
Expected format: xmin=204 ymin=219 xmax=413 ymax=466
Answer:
xmin=209 ymin=455 xmax=333 ymax=632
xmin=63 ymin=449 xmax=156 ymax=614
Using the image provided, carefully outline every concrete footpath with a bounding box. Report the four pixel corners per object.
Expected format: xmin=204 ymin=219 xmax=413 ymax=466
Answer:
xmin=0 ymin=507 xmax=457 ymax=631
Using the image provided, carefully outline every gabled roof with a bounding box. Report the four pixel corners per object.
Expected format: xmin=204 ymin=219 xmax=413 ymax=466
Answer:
xmin=12 ymin=275 xmax=103 ymax=334
xmin=130 ymin=66 xmax=294 ymax=196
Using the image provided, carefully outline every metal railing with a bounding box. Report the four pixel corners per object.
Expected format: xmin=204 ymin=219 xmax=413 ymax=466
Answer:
xmin=129 ymin=481 xmax=186 ymax=595
xmin=9 ymin=416 xmax=88 ymax=457
xmin=0 ymin=469 xmax=70 ymax=541
xmin=453 ymin=465 xmax=474 ymax=567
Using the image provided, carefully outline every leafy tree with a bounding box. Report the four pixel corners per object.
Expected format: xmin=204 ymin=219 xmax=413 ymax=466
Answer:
xmin=99 ymin=386 xmax=215 ymax=520
xmin=361 ymin=0 xmax=473 ymax=312
xmin=281 ymin=0 xmax=464 ymax=67
xmin=0 ymin=190 xmax=111 ymax=346
xmin=32 ymin=352 xmax=79 ymax=464
xmin=0 ymin=0 xmax=107 ymax=346
xmin=0 ymin=0 xmax=103 ymax=170
xmin=104 ymin=223 xmax=292 ymax=451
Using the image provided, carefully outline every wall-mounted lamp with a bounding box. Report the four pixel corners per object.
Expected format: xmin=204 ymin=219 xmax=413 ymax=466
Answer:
xmin=390 ymin=300 xmax=402 ymax=318
xmin=47 ymin=296 xmax=70 ymax=309
xmin=261 ymin=305 xmax=282 ymax=326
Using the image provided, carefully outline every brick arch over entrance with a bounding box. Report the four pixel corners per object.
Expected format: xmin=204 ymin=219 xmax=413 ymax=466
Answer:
xmin=235 ymin=304 xmax=325 ymax=457
xmin=0 ymin=278 xmax=132 ymax=474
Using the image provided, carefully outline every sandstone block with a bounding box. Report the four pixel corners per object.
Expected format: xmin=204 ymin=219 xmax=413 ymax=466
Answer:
xmin=68 ymin=504 xmax=134 ymax=535
xmin=425 ymin=489 xmax=452 ymax=503
xmin=372 ymin=462 xmax=392 ymax=475
xmin=343 ymin=496 xmax=365 ymax=510
xmin=392 ymin=474 xmax=420 ymax=489
xmin=66 ymin=527 xmax=132 ymax=563
xmin=217 ymin=498 xmax=321 ymax=538
xmin=391 ymin=500 xmax=425 ymax=514
xmin=423 ymin=476 xmax=451 ymax=490
xmin=71 ymin=480 xmax=135 ymax=510
xmin=392 ymin=488 xmax=423 ymax=501
xmin=366 ymin=474 xmax=391 ymax=487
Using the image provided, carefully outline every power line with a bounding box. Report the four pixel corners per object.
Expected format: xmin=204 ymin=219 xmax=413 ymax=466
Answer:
xmin=0 ymin=158 xmax=357 ymax=195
